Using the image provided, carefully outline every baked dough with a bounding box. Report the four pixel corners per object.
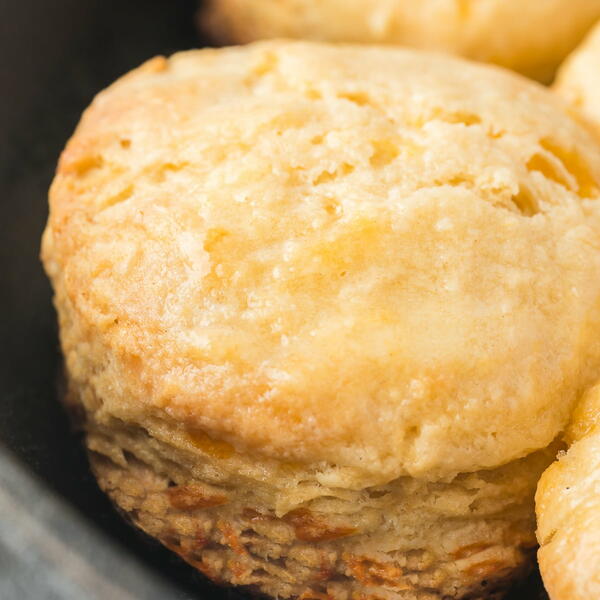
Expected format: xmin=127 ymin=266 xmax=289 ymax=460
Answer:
xmin=555 ymin=20 xmax=600 ymax=135
xmin=536 ymin=386 xmax=600 ymax=600
xmin=42 ymin=41 xmax=600 ymax=598
xmin=534 ymin=27 xmax=600 ymax=600
xmin=201 ymin=0 xmax=600 ymax=80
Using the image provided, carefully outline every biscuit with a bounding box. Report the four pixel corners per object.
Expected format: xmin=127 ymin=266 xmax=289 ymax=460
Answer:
xmin=42 ymin=41 xmax=600 ymax=598
xmin=555 ymin=21 xmax=600 ymax=135
xmin=543 ymin=34 xmax=600 ymax=596
xmin=536 ymin=386 xmax=600 ymax=600
xmin=201 ymin=0 xmax=600 ymax=80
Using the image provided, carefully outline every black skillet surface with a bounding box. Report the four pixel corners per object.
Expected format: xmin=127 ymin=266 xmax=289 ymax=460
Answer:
xmin=0 ymin=1 xmax=549 ymax=598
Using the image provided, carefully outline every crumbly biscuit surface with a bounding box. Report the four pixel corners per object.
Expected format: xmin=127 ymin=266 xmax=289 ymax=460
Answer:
xmin=42 ymin=41 xmax=600 ymax=484
xmin=202 ymin=0 xmax=600 ymax=80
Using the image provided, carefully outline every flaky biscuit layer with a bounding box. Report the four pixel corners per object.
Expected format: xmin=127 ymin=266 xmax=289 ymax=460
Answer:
xmin=83 ymin=401 xmax=555 ymax=599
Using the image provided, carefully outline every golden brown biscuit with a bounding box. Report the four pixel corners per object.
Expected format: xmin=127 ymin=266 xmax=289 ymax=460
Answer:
xmin=536 ymin=386 xmax=600 ymax=600
xmin=555 ymin=20 xmax=600 ymax=135
xmin=201 ymin=0 xmax=600 ymax=80
xmin=42 ymin=41 xmax=600 ymax=598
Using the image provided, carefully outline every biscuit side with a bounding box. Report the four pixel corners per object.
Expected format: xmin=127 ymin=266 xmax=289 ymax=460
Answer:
xmin=80 ymin=394 xmax=555 ymax=600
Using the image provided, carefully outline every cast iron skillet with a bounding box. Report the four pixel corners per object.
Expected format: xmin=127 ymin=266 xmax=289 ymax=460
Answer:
xmin=0 ymin=1 xmax=549 ymax=598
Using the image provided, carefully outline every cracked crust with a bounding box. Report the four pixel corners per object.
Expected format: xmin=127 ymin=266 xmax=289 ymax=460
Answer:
xmin=84 ymin=412 xmax=555 ymax=600
xmin=200 ymin=0 xmax=600 ymax=80
xmin=535 ymin=385 xmax=600 ymax=600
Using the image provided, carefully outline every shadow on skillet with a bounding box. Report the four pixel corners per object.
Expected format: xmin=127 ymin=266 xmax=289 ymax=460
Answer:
xmin=0 ymin=1 xmax=549 ymax=598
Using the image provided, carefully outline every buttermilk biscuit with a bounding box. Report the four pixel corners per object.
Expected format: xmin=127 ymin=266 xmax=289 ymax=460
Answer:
xmin=536 ymin=386 xmax=600 ymax=600
xmin=42 ymin=41 xmax=600 ymax=599
xmin=555 ymin=21 xmax=600 ymax=136
xmin=201 ymin=0 xmax=600 ymax=80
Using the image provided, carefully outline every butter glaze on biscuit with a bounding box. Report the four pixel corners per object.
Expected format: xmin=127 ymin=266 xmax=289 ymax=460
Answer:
xmin=42 ymin=41 xmax=600 ymax=598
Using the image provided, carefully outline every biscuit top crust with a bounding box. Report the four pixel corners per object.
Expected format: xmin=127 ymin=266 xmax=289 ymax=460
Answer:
xmin=43 ymin=41 xmax=600 ymax=482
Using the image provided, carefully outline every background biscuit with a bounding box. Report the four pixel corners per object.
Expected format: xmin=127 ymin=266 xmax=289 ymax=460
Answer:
xmin=555 ymin=21 xmax=600 ymax=135
xmin=202 ymin=0 xmax=600 ymax=80
xmin=536 ymin=386 xmax=600 ymax=600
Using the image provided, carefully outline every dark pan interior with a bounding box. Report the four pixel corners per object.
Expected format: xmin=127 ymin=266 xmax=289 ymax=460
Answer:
xmin=0 ymin=1 xmax=548 ymax=598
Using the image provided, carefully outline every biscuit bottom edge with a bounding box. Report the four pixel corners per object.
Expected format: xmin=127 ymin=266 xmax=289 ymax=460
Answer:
xmin=84 ymin=420 xmax=551 ymax=600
